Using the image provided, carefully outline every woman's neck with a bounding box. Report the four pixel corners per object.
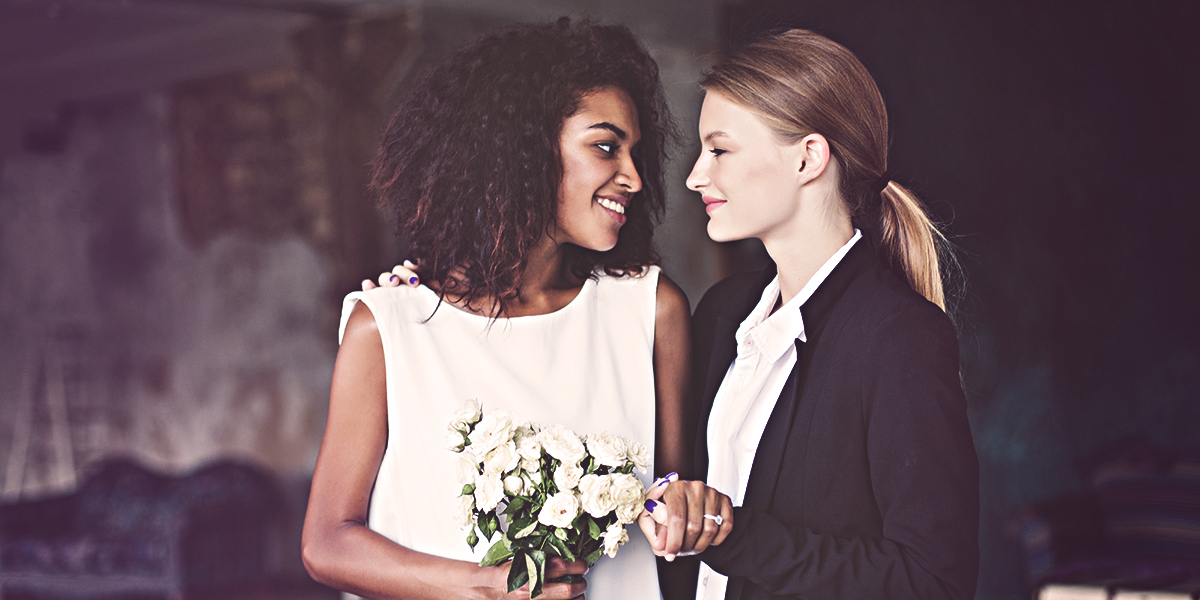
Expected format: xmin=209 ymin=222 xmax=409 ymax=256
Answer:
xmin=437 ymin=235 xmax=584 ymax=318
xmin=761 ymin=200 xmax=855 ymax=306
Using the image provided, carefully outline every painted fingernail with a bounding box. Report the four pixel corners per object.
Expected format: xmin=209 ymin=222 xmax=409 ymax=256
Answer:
xmin=390 ymin=274 xmax=399 ymax=283
xmin=408 ymin=276 xmax=418 ymax=285
xmin=644 ymin=499 xmax=657 ymax=513
xmin=654 ymin=472 xmax=678 ymax=487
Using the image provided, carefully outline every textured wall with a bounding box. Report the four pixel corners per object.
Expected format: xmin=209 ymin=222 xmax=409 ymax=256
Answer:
xmin=0 ymin=94 xmax=336 ymax=499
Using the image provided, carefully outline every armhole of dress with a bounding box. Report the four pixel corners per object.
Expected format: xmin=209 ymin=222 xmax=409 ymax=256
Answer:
xmin=338 ymin=291 xmax=392 ymax=367
xmin=646 ymin=266 xmax=662 ymax=345
xmin=337 ymin=291 xmax=367 ymax=345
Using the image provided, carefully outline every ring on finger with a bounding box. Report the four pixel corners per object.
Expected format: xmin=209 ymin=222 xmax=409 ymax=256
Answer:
xmin=703 ymin=514 xmax=724 ymax=526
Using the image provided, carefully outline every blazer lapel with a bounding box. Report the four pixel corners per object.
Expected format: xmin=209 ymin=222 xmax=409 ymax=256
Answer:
xmin=740 ymin=239 xmax=879 ymax=511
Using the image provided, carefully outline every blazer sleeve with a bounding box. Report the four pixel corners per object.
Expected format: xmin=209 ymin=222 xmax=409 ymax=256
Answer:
xmin=700 ymin=303 xmax=980 ymax=600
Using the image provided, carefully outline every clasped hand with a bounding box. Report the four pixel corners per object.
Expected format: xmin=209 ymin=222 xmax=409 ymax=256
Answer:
xmin=637 ymin=474 xmax=734 ymax=561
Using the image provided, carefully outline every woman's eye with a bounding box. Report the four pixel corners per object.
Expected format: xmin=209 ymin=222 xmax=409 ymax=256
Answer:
xmin=709 ymin=148 xmax=727 ymax=157
xmin=596 ymin=142 xmax=615 ymax=155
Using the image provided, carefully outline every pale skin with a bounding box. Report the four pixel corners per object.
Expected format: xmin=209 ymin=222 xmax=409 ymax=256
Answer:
xmin=302 ymin=87 xmax=697 ymax=600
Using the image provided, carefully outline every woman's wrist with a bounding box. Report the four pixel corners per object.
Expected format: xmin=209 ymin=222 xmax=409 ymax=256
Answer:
xmin=468 ymin=563 xmax=508 ymax=600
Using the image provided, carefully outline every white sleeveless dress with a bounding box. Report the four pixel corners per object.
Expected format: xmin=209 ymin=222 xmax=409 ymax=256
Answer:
xmin=337 ymin=267 xmax=663 ymax=600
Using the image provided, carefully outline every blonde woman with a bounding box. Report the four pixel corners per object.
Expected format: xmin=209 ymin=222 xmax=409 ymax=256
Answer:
xmin=646 ymin=29 xmax=979 ymax=600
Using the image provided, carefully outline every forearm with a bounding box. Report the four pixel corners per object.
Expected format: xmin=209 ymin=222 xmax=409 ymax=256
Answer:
xmin=701 ymin=507 xmax=974 ymax=600
xmin=303 ymin=520 xmax=502 ymax=600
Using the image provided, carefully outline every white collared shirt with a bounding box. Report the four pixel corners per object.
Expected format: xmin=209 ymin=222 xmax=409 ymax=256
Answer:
xmin=697 ymin=229 xmax=861 ymax=600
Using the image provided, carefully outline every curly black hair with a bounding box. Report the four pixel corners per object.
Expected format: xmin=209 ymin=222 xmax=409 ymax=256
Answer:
xmin=372 ymin=17 xmax=675 ymax=313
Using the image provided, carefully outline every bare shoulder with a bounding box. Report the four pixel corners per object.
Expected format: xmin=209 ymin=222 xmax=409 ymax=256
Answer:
xmin=655 ymin=272 xmax=690 ymax=322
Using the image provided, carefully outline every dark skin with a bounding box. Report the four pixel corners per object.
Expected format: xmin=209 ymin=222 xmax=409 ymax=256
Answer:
xmin=302 ymin=88 xmax=701 ymax=600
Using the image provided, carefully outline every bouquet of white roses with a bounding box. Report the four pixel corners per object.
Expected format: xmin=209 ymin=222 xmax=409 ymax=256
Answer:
xmin=448 ymin=399 xmax=651 ymax=597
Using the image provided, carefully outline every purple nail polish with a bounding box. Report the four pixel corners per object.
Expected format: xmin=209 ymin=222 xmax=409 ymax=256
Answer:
xmin=645 ymin=499 xmax=656 ymax=513
xmin=390 ymin=274 xmax=399 ymax=283
xmin=409 ymin=276 xmax=418 ymax=285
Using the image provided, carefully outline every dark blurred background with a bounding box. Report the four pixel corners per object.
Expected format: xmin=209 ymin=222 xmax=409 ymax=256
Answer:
xmin=0 ymin=0 xmax=1197 ymax=598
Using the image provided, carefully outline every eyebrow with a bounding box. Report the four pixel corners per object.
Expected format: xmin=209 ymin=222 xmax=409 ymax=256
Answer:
xmin=703 ymin=131 xmax=730 ymax=143
xmin=587 ymin=122 xmax=628 ymax=140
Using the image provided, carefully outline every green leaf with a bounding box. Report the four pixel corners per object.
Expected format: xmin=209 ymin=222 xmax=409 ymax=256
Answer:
xmin=506 ymin=496 xmax=527 ymax=514
xmin=506 ymin=551 xmax=529 ymax=593
xmin=584 ymin=548 xmax=603 ymax=566
xmin=527 ymin=550 xmax=546 ymax=598
xmin=546 ymin=534 xmax=576 ymax=562
xmin=587 ymin=517 xmax=601 ymax=540
xmin=466 ymin=529 xmax=479 ymax=551
xmin=480 ymin=513 xmax=499 ymax=540
xmin=512 ymin=519 xmax=539 ymax=539
xmin=462 ymin=484 xmax=475 ymax=495
xmin=480 ymin=537 xmax=514 ymax=566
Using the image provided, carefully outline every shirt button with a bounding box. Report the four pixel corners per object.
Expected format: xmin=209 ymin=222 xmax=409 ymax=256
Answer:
xmin=703 ymin=576 xmax=709 ymax=585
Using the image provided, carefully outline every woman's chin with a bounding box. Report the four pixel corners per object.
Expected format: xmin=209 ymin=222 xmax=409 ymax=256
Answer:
xmin=706 ymin=222 xmax=742 ymax=244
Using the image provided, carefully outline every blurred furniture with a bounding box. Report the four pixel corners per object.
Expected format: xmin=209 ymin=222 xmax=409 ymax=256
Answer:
xmin=1009 ymin=441 xmax=1200 ymax=599
xmin=0 ymin=457 xmax=285 ymax=599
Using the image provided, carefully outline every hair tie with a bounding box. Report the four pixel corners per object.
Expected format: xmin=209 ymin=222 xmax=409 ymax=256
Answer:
xmin=871 ymin=172 xmax=891 ymax=195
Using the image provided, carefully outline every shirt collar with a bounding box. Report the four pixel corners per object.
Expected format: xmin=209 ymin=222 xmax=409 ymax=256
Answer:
xmin=734 ymin=229 xmax=863 ymax=363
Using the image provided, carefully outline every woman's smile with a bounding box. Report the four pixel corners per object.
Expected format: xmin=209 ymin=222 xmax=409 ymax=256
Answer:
xmin=596 ymin=194 xmax=629 ymax=224
xmin=702 ymin=196 xmax=727 ymax=214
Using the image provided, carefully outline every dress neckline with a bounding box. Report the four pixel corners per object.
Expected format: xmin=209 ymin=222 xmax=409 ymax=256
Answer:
xmin=414 ymin=276 xmax=596 ymax=321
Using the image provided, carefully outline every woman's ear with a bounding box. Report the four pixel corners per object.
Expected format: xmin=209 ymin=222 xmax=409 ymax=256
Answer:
xmin=795 ymin=133 xmax=832 ymax=184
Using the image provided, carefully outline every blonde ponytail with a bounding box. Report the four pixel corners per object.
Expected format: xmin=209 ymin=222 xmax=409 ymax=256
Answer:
xmin=877 ymin=181 xmax=950 ymax=310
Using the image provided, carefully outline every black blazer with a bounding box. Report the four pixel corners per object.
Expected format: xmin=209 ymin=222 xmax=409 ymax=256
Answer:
xmin=691 ymin=239 xmax=979 ymax=600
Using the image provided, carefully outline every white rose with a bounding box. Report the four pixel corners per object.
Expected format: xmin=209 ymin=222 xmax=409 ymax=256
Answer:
xmin=450 ymin=398 xmax=483 ymax=432
xmin=538 ymin=425 xmax=587 ymax=465
xmin=503 ymin=474 xmax=525 ymax=496
xmin=601 ymin=522 xmax=629 ymax=558
xmin=455 ymin=494 xmax=476 ymax=530
xmin=520 ymin=457 xmax=541 ymax=474
xmin=468 ymin=409 xmax=518 ymax=454
xmin=586 ymin=432 xmax=628 ymax=468
xmin=482 ymin=441 xmax=520 ymax=474
xmin=609 ymin=473 xmax=645 ymax=525
xmin=578 ymin=474 xmax=617 ymax=518
xmin=515 ymin=426 xmax=542 ymax=473
xmin=514 ymin=425 xmax=541 ymax=458
xmin=446 ymin=426 xmax=468 ymax=452
xmin=455 ymin=451 xmax=480 ymax=486
xmin=553 ymin=462 xmax=584 ymax=492
xmin=625 ymin=440 xmax=651 ymax=474
xmin=538 ymin=492 xmax=581 ymax=528
xmin=474 ymin=471 xmax=505 ymax=513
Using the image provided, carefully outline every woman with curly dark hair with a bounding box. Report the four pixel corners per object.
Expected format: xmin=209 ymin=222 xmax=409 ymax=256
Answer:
xmin=301 ymin=18 xmax=709 ymax=600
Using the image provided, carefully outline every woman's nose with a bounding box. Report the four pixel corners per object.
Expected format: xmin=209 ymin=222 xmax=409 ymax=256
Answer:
xmin=686 ymin=154 xmax=708 ymax=191
xmin=617 ymin=155 xmax=642 ymax=193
